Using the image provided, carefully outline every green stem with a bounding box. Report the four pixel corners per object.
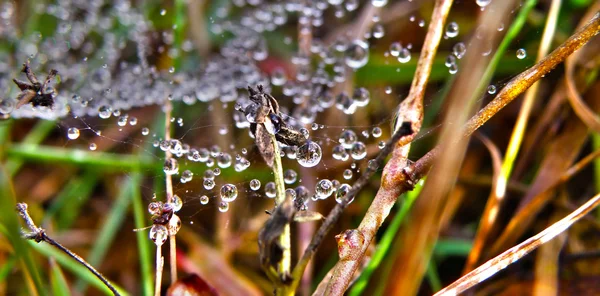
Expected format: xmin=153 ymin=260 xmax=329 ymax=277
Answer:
xmin=269 ymin=133 xmax=291 ymax=295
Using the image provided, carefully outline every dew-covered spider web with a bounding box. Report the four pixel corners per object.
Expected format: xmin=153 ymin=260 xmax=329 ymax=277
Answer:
xmin=0 ymin=0 xmax=522 ymax=240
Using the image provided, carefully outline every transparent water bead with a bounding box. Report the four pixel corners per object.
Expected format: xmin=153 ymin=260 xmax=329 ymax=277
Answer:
xmin=390 ymin=42 xmax=401 ymax=57
xmin=476 ymin=0 xmax=491 ymax=8
xmin=265 ymin=182 xmax=277 ymax=198
xmin=339 ymin=130 xmax=358 ymax=149
xmin=351 ymin=142 xmax=367 ymax=160
xmin=335 ymin=184 xmax=353 ymax=204
xmin=297 ymin=141 xmax=322 ymax=168
xmin=343 ymin=169 xmax=353 ymax=180
xmin=168 ymin=214 xmax=181 ymax=235
xmin=89 ymin=143 xmax=97 ymax=151
xmin=148 ymin=201 xmax=162 ymax=216
xmin=220 ymin=184 xmax=238 ymax=202
xmin=249 ymin=179 xmax=261 ymax=191
xmin=372 ymin=127 xmax=382 ymax=138
xmin=171 ymin=195 xmax=183 ymax=211
xmin=453 ymin=42 xmax=466 ymax=59
xmin=180 ymin=170 xmax=193 ymax=183
xmin=98 ymin=105 xmax=112 ymax=119
xmin=284 ymin=169 xmax=298 ymax=184
xmin=371 ymin=0 xmax=388 ymax=7
xmin=149 ymin=224 xmax=168 ymax=246
xmin=446 ymin=22 xmax=459 ymax=38
xmin=315 ymin=179 xmax=335 ymax=199
xmin=516 ymin=48 xmax=527 ymax=59
xmin=163 ymin=158 xmax=179 ymax=175
xmin=487 ymin=85 xmax=497 ymax=94
xmin=203 ymin=178 xmax=215 ymax=190
xmin=397 ymin=48 xmax=411 ymax=63
xmin=218 ymin=201 xmax=229 ymax=212
xmin=353 ymin=87 xmax=370 ymax=107
xmin=200 ymin=195 xmax=209 ymax=205
xmin=345 ymin=39 xmax=369 ymax=69
xmin=67 ymin=127 xmax=80 ymax=140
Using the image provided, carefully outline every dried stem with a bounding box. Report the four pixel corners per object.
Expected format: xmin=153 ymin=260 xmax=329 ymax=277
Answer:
xmin=154 ymin=246 xmax=163 ymax=296
xmin=164 ymin=99 xmax=177 ymax=285
xmin=16 ymin=203 xmax=121 ymax=296
xmin=289 ymin=124 xmax=414 ymax=293
xmin=434 ymin=191 xmax=600 ymax=296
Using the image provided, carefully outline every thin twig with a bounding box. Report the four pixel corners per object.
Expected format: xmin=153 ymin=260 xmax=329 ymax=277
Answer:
xmin=434 ymin=191 xmax=600 ymax=296
xmin=154 ymin=246 xmax=163 ymax=296
xmin=16 ymin=203 xmax=121 ymax=296
xmin=289 ymin=123 xmax=414 ymax=292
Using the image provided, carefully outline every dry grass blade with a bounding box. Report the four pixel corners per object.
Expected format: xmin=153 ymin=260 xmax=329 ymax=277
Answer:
xmin=533 ymin=211 xmax=566 ymax=296
xmin=434 ymin=191 xmax=600 ymax=296
xmin=463 ymin=133 xmax=503 ymax=273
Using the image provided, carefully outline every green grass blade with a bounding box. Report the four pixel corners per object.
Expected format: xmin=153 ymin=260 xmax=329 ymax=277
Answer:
xmin=433 ymin=238 xmax=473 ymax=258
xmin=0 ymin=166 xmax=47 ymax=295
xmin=77 ymin=176 xmax=137 ymax=293
xmin=348 ymin=179 xmax=425 ymax=296
xmin=131 ymin=172 xmax=153 ymax=296
xmin=426 ymin=257 xmax=442 ymax=293
xmin=43 ymin=170 xmax=99 ymax=229
xmin=6 ymin=120 xmax=56 ymax=177
xmin=28 ymin=241 xmax=129 ymax=296
xmin=50 ymin=258 xmax=71 ymax=296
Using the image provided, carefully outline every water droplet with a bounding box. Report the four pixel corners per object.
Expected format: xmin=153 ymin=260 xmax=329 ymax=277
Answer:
xmin=487 ymin=85 xmax=497 ymax=94
xmin=315 ymin=179 xmax=335 ymax=199
xmin=203 ymin=178 xmax=215 ymax=190
xmin=345 ymin=39 xmax=369 ymax=69
xmin=163 ymin=158 xmax=179 ymax=175
xmin=250 ymin=179 xmax=261 ymax=191
xmin=148 ymin=201 xmax=162 ymax=216
xmin=332 ymin=145 xmax=350 ymax=161
xmin=335 ymin=184 xmax=353 ymax=204
xmin=446 ymin=22 xmax=459 ymax=38
xmin=353 ymin=87 xmax=370 ymax=107
xmin=200 ymin=195 xmax=209 ymax=205
xmin=372 ymin=24 xmax=384 ymax=39
xmin=397 ymin=48 xmax=411 ymax=63
xmin=372 ymin=127 xmax=382 ymax=138
xmin=160 ymin=9 xmax=167 ymax=15
xmin=371 ymin=0 xmax=388 ymax=7
xmin=265 ymin=182 xmax=276 ymax=198
xmin=350 ymin=142 xmax=367 ymax=160
xmin=67 ymin=127 xmax=80 ymax=140
xmin=149 ymin=224 xmax=168 ymax=246
xmin=516 ymin=48 xmax=526 ymax=59
xmin=297 ymin=142 xmax=322 ymax=168
xmin=98 ymin=106 xmax=112 ymax=119
xmin=89 ymin=143 xmax=97 ymax=150
xmin=390 ymin=42 xmax=401 ymax=57
xmin=284 ymin=169 xmax=298 ymax=184
xmin=339 ymin=130 xmax=358 ymax=149
xmin=180 ymin=170 xmax=193 ymax=183
xmin=171 ymin=195 xmax=183 ymax=212
xmin=142 ymin=128 xmax=150 ymax=136
xmin=218 ymin=201 xmax=229 ymax=212
xmin=476 ymin=0 xmax=491 ymax=8
xmin=343 ymin=169 xmax=353 ymax=180
xmin=220 ymin=184 xmax=238 ymax=203
xmin=452 ymin=42 xmax=466 ymax=59
xmin=168 ymin=214 xmax=181 ymax=235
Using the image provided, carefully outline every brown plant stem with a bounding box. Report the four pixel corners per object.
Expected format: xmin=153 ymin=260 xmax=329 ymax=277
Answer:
xmin=288 ymin=123 xmax=414 ymax=293
xmin=163 ymin=99 xmax=177 ymax=285
xmin=16 ymin=203 xmax=120 ymax=296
